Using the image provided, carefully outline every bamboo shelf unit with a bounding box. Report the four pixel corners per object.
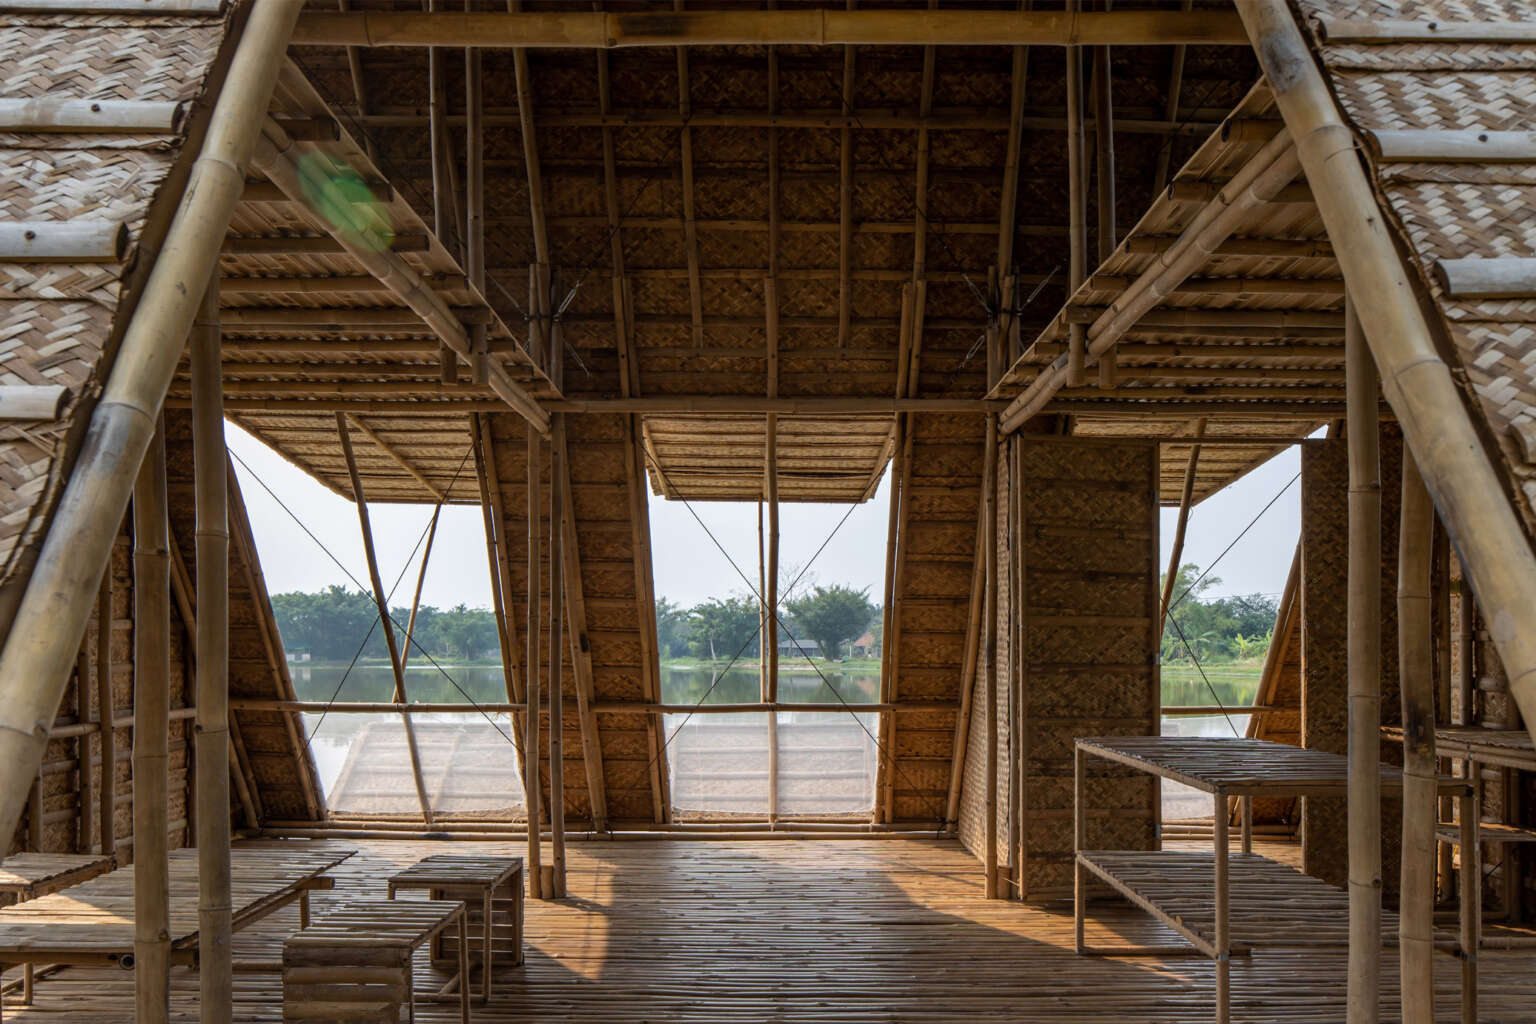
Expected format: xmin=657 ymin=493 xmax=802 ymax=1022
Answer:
xmin=1074 ymin=736 xmax=1477 ymax=1024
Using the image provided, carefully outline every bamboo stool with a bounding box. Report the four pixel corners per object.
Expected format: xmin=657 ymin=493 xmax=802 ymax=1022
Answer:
xmin=283 ymin=897 xmax=469 ymax=1024
xmin=386 ymin=855 xmax=523 ymax=1001
xmin=0 ymin=853 xmax=115 ymax=1006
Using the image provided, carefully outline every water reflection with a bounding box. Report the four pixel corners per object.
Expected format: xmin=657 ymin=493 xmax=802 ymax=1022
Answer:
xmin=661 ymin=665 xmax=878 ymax=705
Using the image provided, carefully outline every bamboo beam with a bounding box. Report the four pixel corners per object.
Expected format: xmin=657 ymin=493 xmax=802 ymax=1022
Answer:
xmin=133 ymin=421 xmax=171 ymax=1024
xmin=291 ymin=9 xmax=1251 ymax=47
xmin=1345 ymin=295 xmax=1382 ymax=1024
xmin=995 ymin=31 xmax=1028 ymax=277
xmin=1241 ymin=0 xmax=1536 ymax=756
xmin=525 ymin=422 xmax=544 ymax=898
xmin=1398 ymin=446 xmax=1435 ymax=1024
xmin=555 ymin=425 xmax=608 ymax=832
xmin=0 ymin=221 xmax=128 ymax=263
xmin=248 ymin=126 xmax=550 ymax=433
xmin=191 ymin=273 xmax=233 ymax=1022
xmin=345 ymin=416 xmax=447 ymax=501
xmin=220 ymin=233 xmax=428 ymax=256
xmin=837 ymin=8 xmax=855 ymax=352
xmin=548 ymin=414 xmax=568 ymax=898
xmin=547 ymin=396 xmax=1002 ymax=414
xmin=0 ymin=0 xmax=303 ymax=851
xmin=1152 ymin=0 xmax=1192 ymax=193
xmin=336 ymin=412 xmax=434 ymax=824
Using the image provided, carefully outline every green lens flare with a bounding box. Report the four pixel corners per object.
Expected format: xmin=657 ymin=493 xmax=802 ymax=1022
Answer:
xmin=297 ymin=153 xmax=394 ymax=254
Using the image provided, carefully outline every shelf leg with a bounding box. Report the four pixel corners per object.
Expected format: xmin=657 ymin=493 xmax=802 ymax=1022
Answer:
xmin=1240 ymin=796 xmax=1252 ymax=855
xmin=1459 ymin=789 xmax=1478 ymax=1024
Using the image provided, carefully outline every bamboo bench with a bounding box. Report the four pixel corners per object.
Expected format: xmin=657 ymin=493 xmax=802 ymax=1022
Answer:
xmin=283 ymin=898 xmax=469 ymax=1024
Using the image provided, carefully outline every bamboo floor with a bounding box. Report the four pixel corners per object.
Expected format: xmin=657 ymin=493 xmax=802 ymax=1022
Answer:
xmin=5 ymin=836 xmax=1536 ymax=1022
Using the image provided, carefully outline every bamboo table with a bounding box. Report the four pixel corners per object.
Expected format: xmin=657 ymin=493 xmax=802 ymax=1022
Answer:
xmin=0 ymin=845 xmax=353 ymax=1018
xmin=387 ymin=854 xmax=523 ymax=1001
xmin=1074 ymin=736 xmax=1476 ymax=1024
xmin=0 ymin=853 xmax=116 ymax=1006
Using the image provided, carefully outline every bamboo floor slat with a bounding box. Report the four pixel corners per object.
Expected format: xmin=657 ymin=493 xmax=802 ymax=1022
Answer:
xmin=6 ymin=837 xmax=1536 ymax=1022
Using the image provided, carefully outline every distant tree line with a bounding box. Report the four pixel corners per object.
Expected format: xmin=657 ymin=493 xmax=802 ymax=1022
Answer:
xmin=1158 ymin=564 xmax=1279 ymax=664
xmin=657 ymin=584 xmax=882 ymax=663
xmin=271 ymin=586 xmax=500 ymax=662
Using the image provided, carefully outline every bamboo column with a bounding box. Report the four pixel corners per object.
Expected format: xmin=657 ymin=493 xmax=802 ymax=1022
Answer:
xmin=132 ymin=420 xmax=170 ymax=1024
xmin=191 ymin=274 xmax=232 ymax=1020
xmin=76 ymin=643 xmax=93 ymax=855
xmin=1345 ymin=296 xmax=1382 ymax=1024
xmin=765 ymin=413 xmax=780 ymax=821
xmin=1458 ymin=580 xmax=1475 ymax=726
xmin=548 ymin=414 xmax=567 ymax=898
xmin=97 ymin=570 xmax=116 ymax=857
xmin=336 ymin=413 xmax=433 ymax=823
xmin=1065 ymin=5 xmax=1086 ymax=387
xmin=525 ymin=424 xmax=543 ymax=898
xmin=1092 ymin=36 xmax=1116 ymax=387
xmin=1398 ymin=447 xmax=1435 ymax=1024
xmin=1158 ymin=418 xmax=1206 ymax=633
xmin=0 ymin=0 xmax=303 ymax=853
xmin=982 ymin=417 xmax=1000 ymax=898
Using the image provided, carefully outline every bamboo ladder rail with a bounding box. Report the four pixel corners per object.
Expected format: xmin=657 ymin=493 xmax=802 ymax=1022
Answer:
xmin=1345 ymin=297 xmax=1382 ymax=1024
xmin=0 ymin=0 xmax=305 ymax=857
xmin=1238 ymin=0 xmax=1536 ymax=755
xmin=191 ymin=273 xmax=232 ymax=1021
xmin=1398 ymin=448 xmax=1436 ymax=1024
xmin=132 ymin=422 xmax=171 ymax=1024
xmin=335 ymin=413 xmax=435 ymax=825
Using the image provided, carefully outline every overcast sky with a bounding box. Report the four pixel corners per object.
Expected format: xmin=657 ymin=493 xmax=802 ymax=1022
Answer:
xmin=227 ymin=422 xmax=1303 ymax=616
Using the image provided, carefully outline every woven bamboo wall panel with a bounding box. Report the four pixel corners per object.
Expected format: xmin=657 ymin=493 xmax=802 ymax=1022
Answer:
xmin=1015 ymin=438 xmax=1159 ymax=900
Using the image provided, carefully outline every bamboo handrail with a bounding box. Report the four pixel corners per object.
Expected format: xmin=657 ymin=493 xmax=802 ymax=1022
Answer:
xmin=0 ymin=0 xmax=303 ymax=860
xmin=1240 ymin=0 xmax=1536 ymax=753
xmin=291 ymin=9 xmax=1249 ymax=48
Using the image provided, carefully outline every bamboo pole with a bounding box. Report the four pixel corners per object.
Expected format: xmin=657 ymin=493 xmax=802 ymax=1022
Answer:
xmin=96 ymin=569 xmax=116 ymax=857
xmin=477 ymin=416 xmax=523 ymax=708
xmin=555 ymin=426 xmax=608 ymax=831
xmin=765 ymin=414 xmax=779 ymax=703
xmin=335 ymin=413 xmax=433 ymax=824
xmin=1065 ymin=15 xmax=1086 ymax=388
xmin=1345 ymin=296 xmax=1382 ymax=1024
xmin=1239 ymin=0 xmax=1536 ymax=754
xmin=1398 ymin=447 xmax=1435 ymax=1024
xmin=548 ymin=414 xmax=567 ymax=899
xmin=75 ymin=643 xmax=93 ymax=854
xmin=399 ymin=508 xmax=441 ymax=672
xmin=191 ymin=273 xmax=232 ymax=1020
xmin=945 ymin=484 xmax=989 ymax=826
xmin=525 ymin=424 xmax=543 ymax=899
xmin=1092 ymin=38 xmax=1116 ymax=388
xmin=1158 ymin=418 xmax=1205 ymax=633
xmin=291 ymin=9 xmax=1250 ymax=47
xmin=0 ymin=0 xmax=303 ymax=852
xmin=1458 ymin=575 xmax=1475 ymax=726
xmin=132 ymin=421 xmax=170 ymax=1024
xmin=982 ymin=417 xmax=999 ymax=898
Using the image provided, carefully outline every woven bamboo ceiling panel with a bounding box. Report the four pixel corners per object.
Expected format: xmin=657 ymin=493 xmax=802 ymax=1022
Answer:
xmin=1295 ymin=0 xmax=1536 ymax=541
xmin=0 ymin=7 xmax=227 ymax=601
xmin=642 ymin=414 xmax=894 ymax=502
